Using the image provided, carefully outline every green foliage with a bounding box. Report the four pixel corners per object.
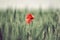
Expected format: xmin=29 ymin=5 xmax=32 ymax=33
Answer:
xmin=0 ymin=8 xmax=60 ymax=40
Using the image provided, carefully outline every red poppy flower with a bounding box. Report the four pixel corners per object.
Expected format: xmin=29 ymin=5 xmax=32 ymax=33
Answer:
xmin=25 ymin=13 xmax=34 ymax=24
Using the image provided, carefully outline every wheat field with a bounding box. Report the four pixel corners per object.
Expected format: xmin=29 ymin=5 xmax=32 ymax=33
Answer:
xmin=0 ymin=8 xmax=60 ymax=40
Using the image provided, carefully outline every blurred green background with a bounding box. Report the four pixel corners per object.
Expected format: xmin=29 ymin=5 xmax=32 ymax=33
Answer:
xmin=0 ymin=8 xmax=60 ymax=40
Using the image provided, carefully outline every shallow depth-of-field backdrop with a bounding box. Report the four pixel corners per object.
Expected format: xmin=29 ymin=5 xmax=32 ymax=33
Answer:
xmin=0 ymin=8 xmax=60 ymax=40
